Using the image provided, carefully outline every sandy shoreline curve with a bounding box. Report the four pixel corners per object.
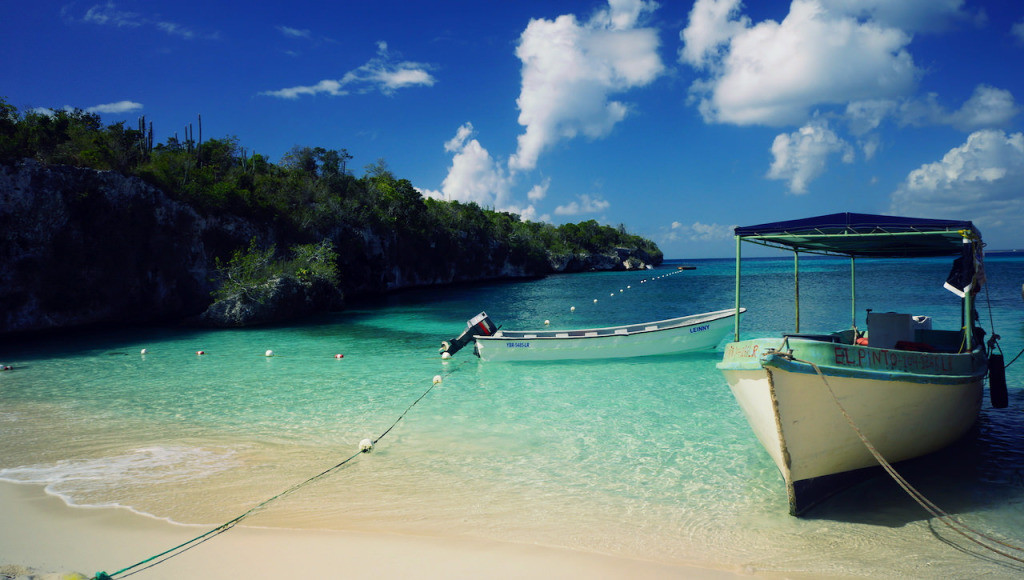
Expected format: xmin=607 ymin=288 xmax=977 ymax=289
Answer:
xmin=0 ymin=482 xmax=753 ymax=579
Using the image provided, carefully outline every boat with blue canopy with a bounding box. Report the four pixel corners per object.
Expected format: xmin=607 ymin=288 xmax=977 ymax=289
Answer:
xmin=717 ymin=212 xmax=1003 ymax=515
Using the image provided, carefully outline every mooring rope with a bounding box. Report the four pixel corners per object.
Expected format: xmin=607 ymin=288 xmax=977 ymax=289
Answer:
xmin=786 ymin=353 xmax=1024 ymax=564
xmin=1005 ymin=347 xmax=1024 ymax=369
xmin=981 ymin=282 xmax=1024 ymax=369
xmin=92 ymin=360 xmax=467 ymax=580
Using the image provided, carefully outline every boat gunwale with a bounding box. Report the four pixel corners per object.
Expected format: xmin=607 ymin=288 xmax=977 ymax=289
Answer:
xmin=764 ymin=348 xmax=984 ymax=385
xmin=717 ymin=337 xmax=987 ymax=383
xmin=479 ymin=308 xmax=742 ymax=341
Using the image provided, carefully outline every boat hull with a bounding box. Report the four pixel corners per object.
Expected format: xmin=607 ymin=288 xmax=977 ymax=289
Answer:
xmin=475 ymin=309 xmax=739 ymax=362
xmin=718 ymin=337 xmax=985 ymax=514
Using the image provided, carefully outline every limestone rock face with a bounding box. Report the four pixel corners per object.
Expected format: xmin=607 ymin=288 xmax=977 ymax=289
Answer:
xmin=546 ymin=247 xmax=658 ymax=273
xmin=0 ymin=159 xmax=662 ymax=335
xmin=0 ymin=159 xmax=234 ymax=333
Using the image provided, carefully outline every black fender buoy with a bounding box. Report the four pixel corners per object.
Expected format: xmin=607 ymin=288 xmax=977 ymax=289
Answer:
xmin=989 ymin=353 xmax=1008 ymax=409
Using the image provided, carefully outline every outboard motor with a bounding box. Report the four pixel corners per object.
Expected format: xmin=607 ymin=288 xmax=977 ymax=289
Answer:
xmin=440 ymin=312 xmax=498 ymax=357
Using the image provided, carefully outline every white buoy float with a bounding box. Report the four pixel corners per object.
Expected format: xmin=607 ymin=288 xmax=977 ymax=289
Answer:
xmin=433 ymin=375 xmax=443 ymax=385
xmin=593 ymin=299 xmax=598 ymax=303
xmin=359 ymin=438 xmax=374 ymax=453
xmin=441 ymin=352 xmax=452 ymax=360
xmin=570 ymin=306 xmax=575 ymax=312
xmin=265 ymin=350 xmax=274 ymax=357
xmin=334 ymin=354 xmax=344 ymax=359
xmin=140 ymin=348 xmax=147 ymax=355
xmin=544 ymin=320 xmax=550 ymax=325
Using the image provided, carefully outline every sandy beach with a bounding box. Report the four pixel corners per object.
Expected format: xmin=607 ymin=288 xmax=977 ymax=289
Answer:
xmin=0 ymin=482 xmax=753 ymax=580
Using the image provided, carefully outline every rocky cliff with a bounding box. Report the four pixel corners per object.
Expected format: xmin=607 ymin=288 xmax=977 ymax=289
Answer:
xmin=0 ymin=160 xmax=661 ymax=335
xmin=1 ymin=159 xmax=233 ymax=333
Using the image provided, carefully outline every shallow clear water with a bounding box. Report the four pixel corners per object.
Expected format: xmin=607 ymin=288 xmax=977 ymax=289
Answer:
xmin=2 ymin=256 xmax=1024 ymax=578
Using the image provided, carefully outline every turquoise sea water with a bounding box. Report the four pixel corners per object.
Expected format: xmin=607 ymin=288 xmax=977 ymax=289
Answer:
xmin=2 ymin=256 xmax=1024 ymax=578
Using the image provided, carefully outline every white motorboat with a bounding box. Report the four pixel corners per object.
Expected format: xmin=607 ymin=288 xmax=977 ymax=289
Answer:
xmin=441 ymin=309 xmax=742 ymax=362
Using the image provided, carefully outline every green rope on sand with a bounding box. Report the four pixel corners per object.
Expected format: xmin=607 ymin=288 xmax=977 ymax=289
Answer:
xmin=91 ymin=361 xmax=462 ymax=580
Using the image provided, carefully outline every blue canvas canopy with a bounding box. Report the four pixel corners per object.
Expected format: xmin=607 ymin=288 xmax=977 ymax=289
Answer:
xmin=729 ymin=212 xmax=984 ymax=340
xmin=734 ymin=212 xmax=980 ymax=258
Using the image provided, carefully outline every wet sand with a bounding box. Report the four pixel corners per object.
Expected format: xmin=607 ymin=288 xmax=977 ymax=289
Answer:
xmin=0 ymin=482 xmax=752 ymax=579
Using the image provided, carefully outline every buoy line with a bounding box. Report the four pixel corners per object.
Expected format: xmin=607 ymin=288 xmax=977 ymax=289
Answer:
xmin=562 ymin=268 xmax=686 ymax=319
xmin=90 ymin=360 xmax=468 ymax=580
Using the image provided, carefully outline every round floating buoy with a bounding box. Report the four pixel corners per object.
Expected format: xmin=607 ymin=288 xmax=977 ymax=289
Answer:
xmin=334 ymin=354 xmax=344 ymax=359
xmin=140 ymin=348 xmax=148 ymax=355
xmin=610 ymin=293 xmax=614 ymax=297
xmin=265 ymin=350 xmax=274 ymax=357
xmin=441 ymin=352 xmax=452 ymax=360
xmin=627 ymin=285 xmax=631 ymax=289
xmin=570 ymin=306 xmax=575 ymax=312
xmin=359 ymin=438 xmax=374 ymax=453
xmin=593 ymin=299 xmax=598 ymax=303
xmin=433 ymin=375 xmax=443 ymax=385
xmin=544 ymin=320 xmax=550 ymax=325
xmin=196 ymin=351 xmax=206 ymax=355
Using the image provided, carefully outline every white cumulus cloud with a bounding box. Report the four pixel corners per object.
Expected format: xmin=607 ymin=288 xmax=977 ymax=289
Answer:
xmin=86 ymin=100 xmax=144 ymax=114
xmin=262 ymin=41 xmax=435 ymax=99
xmin=890 ymin=130 xmax=1024 ymax=229
xmin=509 ymin=0 xmax=664 ymax=172
xmin=668 ymin=221 xmax=736 ymax=242
xmin=818 ymin=0 xmax=973 ymax=33
xmin=767 ymin=120 xmax=854 ymax=194
xmin=946 ymin=85 xmax=1020 ymax=131
xmin=527 ymin=178 xmax=550 ymax=202
xmin=78 ymin=2 xmax=208 ymax=39
xmin=901 ymin=85 xmax=1020 ymax=132
xmin=35 ymin=101 xmax=144 ymax=116
xmin=277 ymin=26 xmax=311 ymax=39
xmin=436 ymin=123 xmax=511 ymax=207
xmin=679 ymin=0 xmax=749 ymax=70
xmin=553 ymin=194 xmax=610 ymax=216
xmin=680 ymin=0 xmax=917 ymax=127
xmin=83 ymin=2 xmax=141 ymax=27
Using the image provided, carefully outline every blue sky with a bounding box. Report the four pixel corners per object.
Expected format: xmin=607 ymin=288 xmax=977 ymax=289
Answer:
xmin=3 ymin=1 xmax=1024 ymax=257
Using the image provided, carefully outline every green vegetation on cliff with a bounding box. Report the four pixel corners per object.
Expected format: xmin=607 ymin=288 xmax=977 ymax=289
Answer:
xmin=1 ymin=98 xmax=662 ymax=300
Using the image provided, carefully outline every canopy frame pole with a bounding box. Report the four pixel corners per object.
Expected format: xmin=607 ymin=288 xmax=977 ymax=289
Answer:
xmin=734 ymin=235 xmax=742 ymax=342
xmin=961 ymin=237 xmax=972 ymax=351
xmin=851 ymin=257 xmax=857 ymax=329
xmin=794 ymin=252 xmax=800 ymax=333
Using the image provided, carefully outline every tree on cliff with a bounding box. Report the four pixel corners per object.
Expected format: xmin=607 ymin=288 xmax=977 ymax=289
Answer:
xmin=1 ymin=98 xmax=662 ymax=304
